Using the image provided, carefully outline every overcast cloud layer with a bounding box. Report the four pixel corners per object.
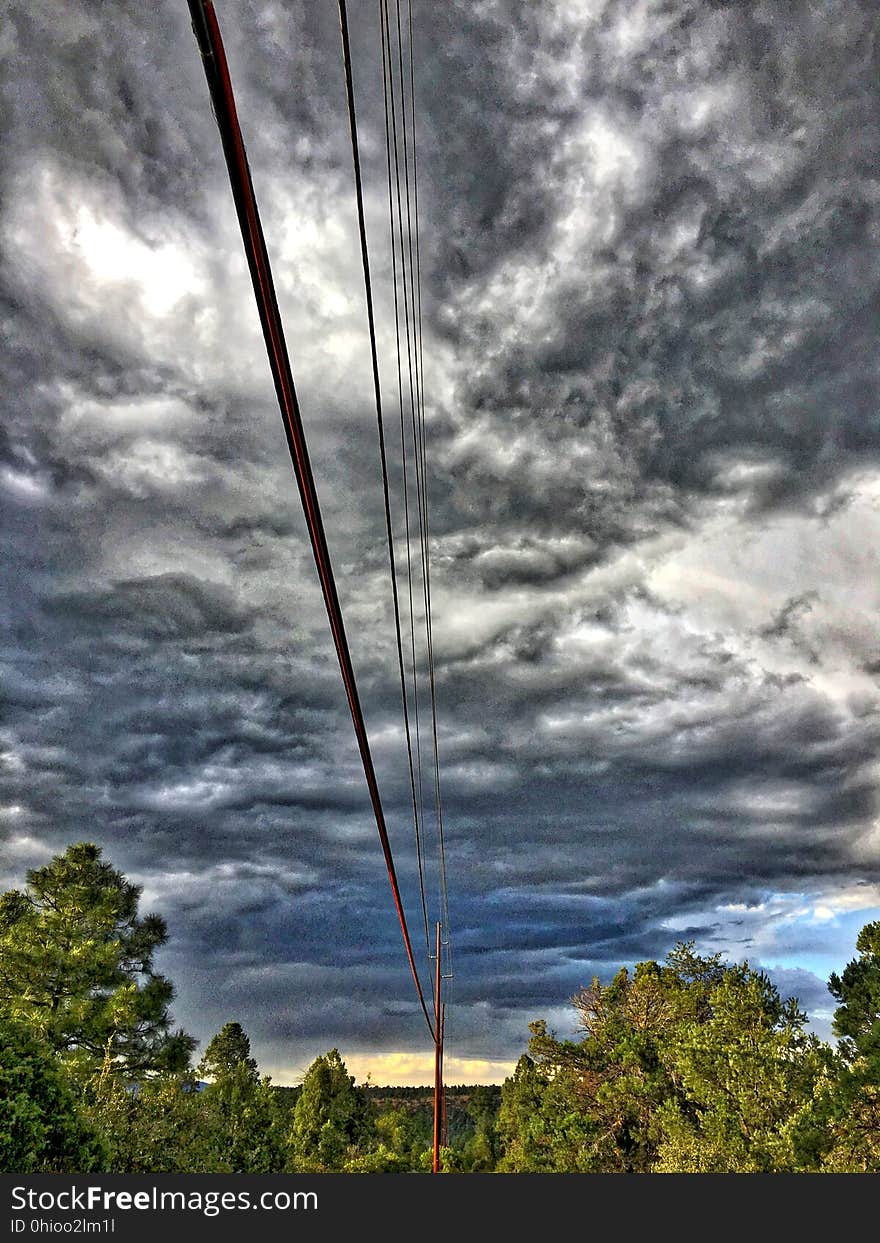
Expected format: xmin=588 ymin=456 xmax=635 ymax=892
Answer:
xmin=1 ymin=0 xmax=879 ymax=1082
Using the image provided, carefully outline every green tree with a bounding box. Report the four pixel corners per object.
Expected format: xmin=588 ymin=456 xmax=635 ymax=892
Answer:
xmin=549 ymin=960 xmax=687 ymax=1171
xmin=459 ymin=1085 xmax=500 ymax=1171
xmin=197 ymin=1023 xmax=287 ymax=1173
xmin=497 ymin=1055 xmax=543 ymax=1171
xmin=496 ymin=1052 xmax=592 ymax=1172
xmin=652 ymin=967 xmax=823 ymax=1172
xmin=0 ymin=843 xmax=195 ymax=1076
xmin=0 ymin=1016 xmax=105 ymax=1173
xmin=289 ymin=1050 xmax=374 ymax=1170
xmin=357 ymin=1105 xmax=431 ymax=1172
xmin=498 ymin=944 xmax=823 ymax=1173
xmin=87 ymin=1068 xmax=221 ymax=1173
xmin=823 ymin=922 xmax=880 ymax=1170
xmin=829 ymin=922 xmax=880 ymax=1060
xmin=198 ymin=1021 xmax=257 ymax=1080
xmin=506 ymin=954 xmax=716 ymax=1172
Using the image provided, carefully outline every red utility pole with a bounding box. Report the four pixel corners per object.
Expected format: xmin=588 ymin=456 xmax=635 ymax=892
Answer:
xmin=432 ymin=921 xmax=443 ymax=1173
xmin=440 ymin=1002 xmax=447 ymax=1146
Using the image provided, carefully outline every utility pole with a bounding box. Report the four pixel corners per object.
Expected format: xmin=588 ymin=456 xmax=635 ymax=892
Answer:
xmin=440 ymin=1002 xmax=447 ymax=1146
xmin=432 ymin=921 xmax=443 ymax=1173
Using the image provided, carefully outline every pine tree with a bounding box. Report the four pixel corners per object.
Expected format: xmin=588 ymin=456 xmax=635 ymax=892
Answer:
xmin=289 ymin=1049 xmax=374 ymax=1170
xmin=823 ymin=922 xmax=880 ymax=1170
xmin=197 ymin=1021 xmax=287 ymax=1173
xmin=0 ymin=843 xmax=195 ymax=1076
xmin=198 ymin=1022 xmax=257 ymax=1080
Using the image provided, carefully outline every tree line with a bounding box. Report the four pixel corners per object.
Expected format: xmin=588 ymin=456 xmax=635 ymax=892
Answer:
xmin=1 ymin=843 xmax=878 ymax=1172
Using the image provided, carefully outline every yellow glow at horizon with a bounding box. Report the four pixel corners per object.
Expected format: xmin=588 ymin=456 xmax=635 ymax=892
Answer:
xmin=266 ymin=1052 xmax=517 ymax=1089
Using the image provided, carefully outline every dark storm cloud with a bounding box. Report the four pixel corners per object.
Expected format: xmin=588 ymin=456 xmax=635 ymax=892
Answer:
xmin=763 ymin=966 xmax=835 ymax=1033
xmin=1 ymin=0 xmax=878 ymax=1073
xmin=47 ymin=573 xmax=254 ymax=639
xmin=427 ymin=0 xmax=880 ymax=539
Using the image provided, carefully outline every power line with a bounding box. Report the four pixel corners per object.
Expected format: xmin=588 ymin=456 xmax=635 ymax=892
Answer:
xmin=387 ymin=0 xmax=452 ymax=980
xmin=346 ymin=11 xmax=451 ymax=1165
xmin=336 ymin=0 xmax=433 ymax=972
xmin=186 ymin=0 xmax=435 ymax=1040
xmin=380 ymin=0 xmax=433 ymax=967
xmin=378 ymin=0 xmax=433 ymax=972
xmin=401 ymin=0 xmax=452 ymax=971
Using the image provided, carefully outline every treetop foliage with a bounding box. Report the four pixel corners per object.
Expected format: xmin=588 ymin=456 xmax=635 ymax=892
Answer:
xmin=199 ymin=1021 xmax=257 ymax=1081
xmin=0 ymin=843 xmax=195 ymax=1077
xmin=500 ymin=942 xmax=843 ymax=1174
xmin=0 ymin=1015 xmax=105 ymax=1173
xmin=2 ymin=843 xmax=879 ymax=1173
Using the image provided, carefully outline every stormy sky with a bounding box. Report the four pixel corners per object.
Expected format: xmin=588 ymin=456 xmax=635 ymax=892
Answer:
xmin=2 ymin=0 xmax=879 ymax=1084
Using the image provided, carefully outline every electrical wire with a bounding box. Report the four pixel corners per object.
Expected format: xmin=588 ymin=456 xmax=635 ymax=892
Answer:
xmin=186 ymin=0 xmax=435 ymax=1039
xmin=385 ymin=0 xmax=452 ymax=981
xmin=378 ymin=0 xmax=434 ymax=975
xmin=336 ymin=0 xmax=433 ymax=974
xmin=401 ymin=0 xmax=452 ymax=973
xmin=381 ymin=0 xmax=440 ymax=970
